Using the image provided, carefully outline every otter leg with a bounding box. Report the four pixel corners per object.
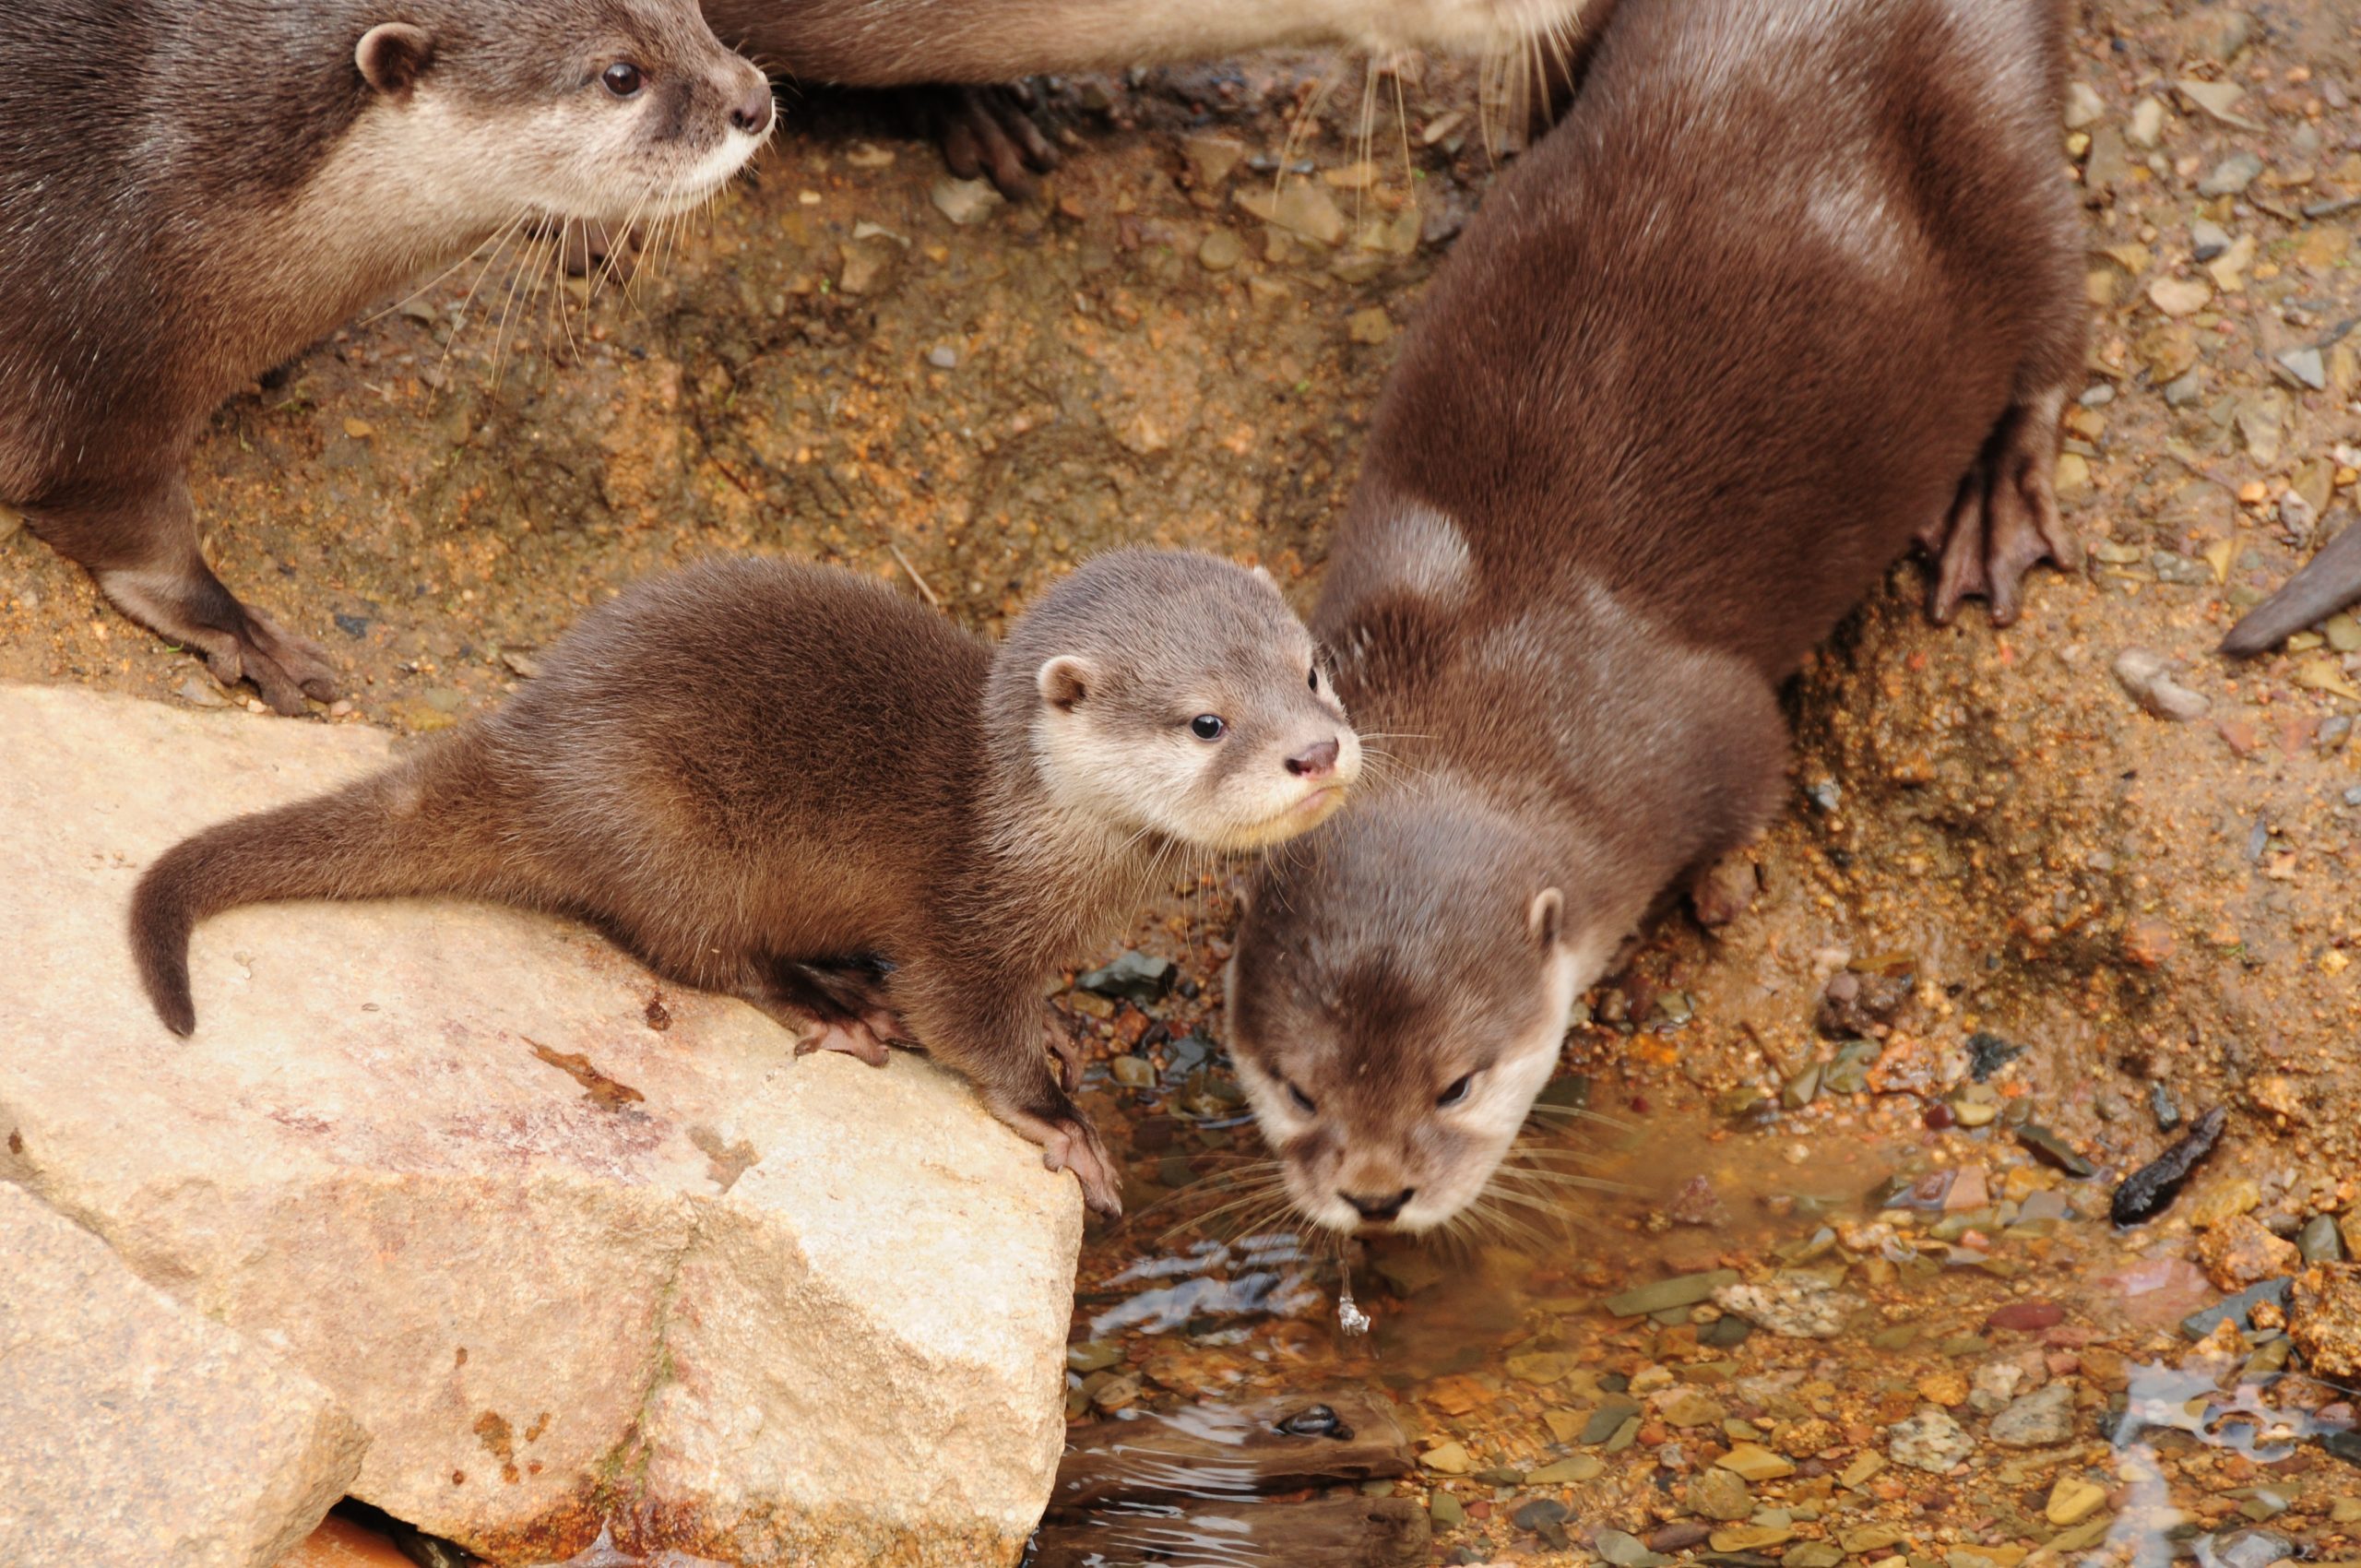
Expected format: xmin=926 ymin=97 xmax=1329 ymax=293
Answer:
xmin=1922 ymin=384 xmax=2077 ymax=628
xmin=746 ymin=955 xmax=906 ymax=1067
xmin=892 ymin=962 xmax=1121 ymax=1216
xmin=29 ymin=475 xmax=338 ymax=714
xmin=911 ymin=83 xmax=1061 ymax=200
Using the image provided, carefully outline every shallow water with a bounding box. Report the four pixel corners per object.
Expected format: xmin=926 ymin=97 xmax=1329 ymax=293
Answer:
xmin=1040 ymin=1073 xmax=2361 ymax=1567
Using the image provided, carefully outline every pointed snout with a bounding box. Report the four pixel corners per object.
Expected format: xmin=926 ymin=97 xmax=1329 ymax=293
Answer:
xmin=1287 ymin=738 xmax=1342 ymax=778
xmin=730 ymin=73 xmax=775 ymax=137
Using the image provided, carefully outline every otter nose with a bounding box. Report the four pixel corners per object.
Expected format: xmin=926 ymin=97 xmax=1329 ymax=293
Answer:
xmin=730 ymin=77 xmax=775 ymax=136
xmin=1287 ymin=738 xmax=1341 ymax=778
xmin=1341 ymin=1187 xmax=1414 ymax=1224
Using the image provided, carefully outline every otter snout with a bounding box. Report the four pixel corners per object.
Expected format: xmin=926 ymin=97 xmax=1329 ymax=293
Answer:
xmin=728 ymin=74 xmax=776 ymax=137
xmin=1287 ymin=738 xmax=1342 ymax=778
xmin=1342 ymin=1186 xmax=1416 ymax=1225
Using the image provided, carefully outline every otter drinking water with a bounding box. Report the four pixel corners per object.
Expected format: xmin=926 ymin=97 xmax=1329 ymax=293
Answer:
xmin=1226 ymin=0 xmax=2087 ymax=1235
xmin=131 ymin=551 xmax=1360 ymax=1215
xmin=1 ymin=0 xmax=775 ymax=713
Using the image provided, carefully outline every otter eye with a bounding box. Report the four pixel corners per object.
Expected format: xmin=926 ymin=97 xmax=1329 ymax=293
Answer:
xmin=602 ymin=62 xmax=645 ymax=97
xmin=1436 ymin=1073 xmax=1475 ymax=1108
xmin=1287 ymin=1081 xmax=1316 ymax=1115
xmin=1307 ymin=667 xmax=1319 ymax=692
xmin=1190 ymin=714 xmax=1228 ymax=742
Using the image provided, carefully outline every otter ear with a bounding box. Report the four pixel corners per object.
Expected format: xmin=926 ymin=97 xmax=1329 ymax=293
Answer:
xmin=356 ymin=23 xmax=434 ymax=95
xmin=1037 ymin=655 xmax=1096 ymax=712
xmin=1527 ymin=887 xmax=1564 ymax=952
xmin=1250 ymin=564 xmax=1276 ymax=589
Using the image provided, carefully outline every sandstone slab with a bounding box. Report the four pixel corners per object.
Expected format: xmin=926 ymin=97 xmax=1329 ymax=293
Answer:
xmin=0 ymin=1182 xmax=367 ymax=1568
xmin=0 ymin=683 xmax=1084 ymax=1566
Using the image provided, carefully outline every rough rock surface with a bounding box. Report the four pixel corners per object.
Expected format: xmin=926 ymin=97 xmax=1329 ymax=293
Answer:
xmin=0 ymin=1182 xmax=367 ymax=1568
xmin=0 ymin=683 xmax=1084 ymax=1566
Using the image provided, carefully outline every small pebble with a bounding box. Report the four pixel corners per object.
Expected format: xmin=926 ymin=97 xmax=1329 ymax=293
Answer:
xmin=926 ymin=345 xmax=958 ymax=370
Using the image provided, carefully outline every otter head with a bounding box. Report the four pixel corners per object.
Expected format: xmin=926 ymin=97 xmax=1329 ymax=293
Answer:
xmin=350 ymin=0 xmax=775 ymax=225
xmin=1227 ymin=788 xmax=1623 ymax=1234
xmin=991 ymin=550 xmax=1363 ymax=851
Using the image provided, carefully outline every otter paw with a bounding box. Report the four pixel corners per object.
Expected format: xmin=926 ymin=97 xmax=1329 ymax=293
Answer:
xmin=993 ymin=1091 xmax=1122 ymax=1216
xmin=1923 ymin=393 xmax=2076 ymax=628
xmin=920 ymin=83 xmax=1062 ymax=200
xmin=793 ymin=1017 xmax=895 ymax=1068
xmin=103 ymin=571 xmax=339 ymax=715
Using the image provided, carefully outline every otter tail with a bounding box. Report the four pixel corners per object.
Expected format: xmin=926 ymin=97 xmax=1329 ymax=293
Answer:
xmin=130 ymin=740 xmax=516 ymax=1035
xmin=2222 ymin=523 xmax=2361 ymax=659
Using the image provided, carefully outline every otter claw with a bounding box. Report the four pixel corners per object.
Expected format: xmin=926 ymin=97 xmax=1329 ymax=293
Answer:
xmin=794 ymin=1019 xmax=893 ymax=1067
xmin=994 ymin=1091 xmax=1122 ymax=1216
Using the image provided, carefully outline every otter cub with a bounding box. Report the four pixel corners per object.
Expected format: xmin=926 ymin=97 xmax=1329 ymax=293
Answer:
xmin=131 ymin=551 xmax=1360 ymax=1215
xmin=1227 ymin=0 xmax=2086 ymax=1234
xmin=1 ymin=0 xmax=774 ymax=713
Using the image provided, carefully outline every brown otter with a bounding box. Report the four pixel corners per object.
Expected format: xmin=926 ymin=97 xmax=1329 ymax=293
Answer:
xmin=1 ymin=0 xmax=775 ymax=714
xmin=703 ymin=0 xmax=1603 ymax=193
xmin=1226 ymin=0 xmax=2087 ymax=1234
xmin=130 ymin=550 xmax=1361 ymax=1215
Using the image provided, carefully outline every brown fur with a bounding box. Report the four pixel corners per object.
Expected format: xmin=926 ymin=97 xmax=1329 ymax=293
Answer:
xmin=1 ymin=0 xmax=771 ymax=713
xmin=1228 ymin=0 xmax=2089 ymax=1235
xmin=129 ymin=551 xmax=1356 ymax=1215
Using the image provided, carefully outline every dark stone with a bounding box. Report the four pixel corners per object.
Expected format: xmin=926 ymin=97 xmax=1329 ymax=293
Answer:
xmin=1078 ymin=952 xmax=1177 ymax=1003
xmin=333 ymin=612 xmax=372 ymax=637
xmin=1966 ymin=1032 xmax=2027 ymax=1081
xmin=2115 ymin=1106 xmax=2228 ymax=1226
xmin=2151 ymin=1082 xmax=2183 ymax=1131
xmin=1275 ymin=1404 xmax=1353 ymax=1440
xmin=1512 ymin=1498 xmax=1571 ymax=1532
xmin=2016 ymin=1125 xmax=2096 ymax=1178
xmin=2179 ymin=1277 xmax=2296 ymax=1340
xmin=1701 ymin=1313 xmax=1754 ymax=1348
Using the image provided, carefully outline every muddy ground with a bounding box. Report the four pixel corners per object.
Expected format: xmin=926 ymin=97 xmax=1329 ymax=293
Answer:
xmin=7 ymin=1 xmax=2361 ymax=1563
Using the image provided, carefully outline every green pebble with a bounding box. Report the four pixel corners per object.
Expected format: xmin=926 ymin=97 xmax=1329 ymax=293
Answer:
xmin=1528 ymin=1455 xmax=1605 ymax=1484
xmin=1605 ymin=1415 xmax=1643 ymax=1453
xmin=1703 ymin=1315 xmax=1754 ymax=1349
xmin=1605 ymin=1269 xmax=1740 ymax=1317
xmin=1581 ymin=1398 xmax=1641 ymax=1444
xmin=1430 ymin=1491 xmax=1465 ymax=1528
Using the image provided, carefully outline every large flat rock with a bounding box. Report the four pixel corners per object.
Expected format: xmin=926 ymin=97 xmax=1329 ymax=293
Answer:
xmin=0 ymin=1182 xmax=367 ymax=1568
xmin=0 ymin=683 xmax=1083 ymax=1566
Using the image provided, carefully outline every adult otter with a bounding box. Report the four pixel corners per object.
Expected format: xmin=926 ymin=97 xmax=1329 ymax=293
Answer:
xmin=132 ymin=551 xmax=1361 ymax=1215
xmin=1 ymin=0 xmax=775 ymax=712
xmin=1226 ymin=0 xmax=2086 ymax=1234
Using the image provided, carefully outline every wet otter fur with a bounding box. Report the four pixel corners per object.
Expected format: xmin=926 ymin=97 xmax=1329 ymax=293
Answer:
xmin=1227 ymin=0 xmax=2088 ymax=1236
xmin=0 ymin=0 xmax=775 ymax=713
xmin=130 ymin=551 xmax=1360 ymax=1215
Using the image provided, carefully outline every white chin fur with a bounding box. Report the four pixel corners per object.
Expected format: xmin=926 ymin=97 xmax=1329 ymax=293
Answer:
xmin=645 ymin=129 xmax=768 ymax=218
